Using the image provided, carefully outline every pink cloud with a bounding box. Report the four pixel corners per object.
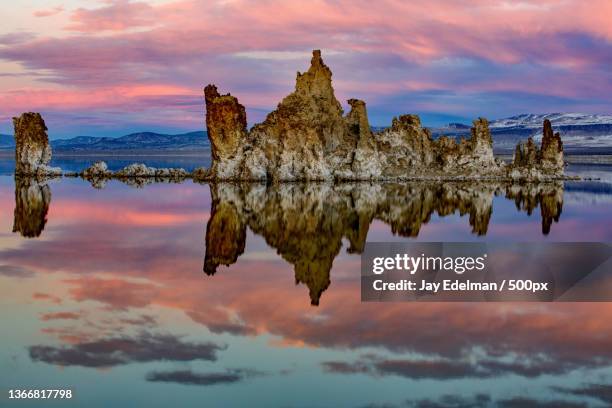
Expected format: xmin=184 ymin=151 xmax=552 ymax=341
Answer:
xmin=9 ymin=1 xmax=612 ymax=76
xmin=40 ymin=311 xmax=82 ymax=321
xmin=0 ymin=84 xmax=193 ymax=110
xmin=2 ymin=0 xmax=612 ymax=133
xmin=33 ymin=6 xmax=64 ymax=18
xmin=66 ymin=0 xmax=157 ymax=32
xmin=65 ymin=277 xmax=160 ymax=309
xmin=32 ymin=292 xmax=63 ymax=304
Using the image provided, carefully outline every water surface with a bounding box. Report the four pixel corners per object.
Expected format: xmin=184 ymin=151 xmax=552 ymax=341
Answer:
xmin=1 ymin=159 xmax=612 ymax=407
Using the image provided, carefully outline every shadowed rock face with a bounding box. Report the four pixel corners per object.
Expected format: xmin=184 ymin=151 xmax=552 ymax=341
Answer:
xmin=13 ymin=178 xmax=51 ymax=238
xmin=13 ymin=113 xmax=58 ymax=176
xmin=203 ymin=182 xmax=564 ymax=305
xmin=204 ymin=50 xmax=564 ymax=181
xmin=203 ymin=85 xmax=249 ymax=179
xmin=540 ymin=119 xmax=564 ymax=169
xmin=511 ymin=119 xmax=564 ymax=178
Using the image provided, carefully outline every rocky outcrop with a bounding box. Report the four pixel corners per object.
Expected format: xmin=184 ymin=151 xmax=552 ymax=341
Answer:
xmin=114 ymin=163 xmax=188 ymax=180
xmin=345 ymin=99 xmax=381 ymax=178
xmin=11 ymin=113 xmax=209 ymax=182
xmin=192 ymin=167 xmax=212 ymax=181
xmin=510 ymin=119 xmax=564 ymax=178
xmin=13 ymin=113 xmax=61 ymax=177
xmin=204 ymin=50 xmax=564 ymax=181
xmin=82 ymin=161 xmax=112 ymax=178
xmin=203 ymin=181 xmax=564 ymax=305
xmin=540 ymin=119 xmax=564 ymax=169
xmin=204 ymin=85 xmax=249 ymax=179
xmin=81 ymin=161 xmax=112 ymax=189
xmin=78 ymin=161 xmax=191 ymax=188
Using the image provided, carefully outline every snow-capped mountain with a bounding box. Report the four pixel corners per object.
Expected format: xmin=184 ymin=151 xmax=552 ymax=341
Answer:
xmin=489 ymin=113 xmax=612 ymax=129
xmin=491 ymin=113 xmax=612 ymax=151
xmin=431 ymin=113 xmax=612 ymax=153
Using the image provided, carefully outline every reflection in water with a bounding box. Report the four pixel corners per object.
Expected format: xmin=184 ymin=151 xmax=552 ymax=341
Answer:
xmin=204 ymin=182 xmax=564 ymax=305
xmin=3 ymin=175 xmax=612 ymax=407
xmin=12 ymin=177 xmax=51 ymax=238
xmin=506 ymin=184 xmax=563 ymax=234
xmin=10 ymin=178 xmax=564 ymax=304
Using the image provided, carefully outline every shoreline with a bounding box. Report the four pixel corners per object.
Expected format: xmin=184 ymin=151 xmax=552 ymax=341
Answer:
xmin=12 ymin=173 xmax=580 ymax=183
xmin=3 ymin=151 xmax=610 ymax=161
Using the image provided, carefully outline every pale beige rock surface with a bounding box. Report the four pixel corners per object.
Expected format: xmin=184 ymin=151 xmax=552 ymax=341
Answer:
xmin=204 ymin=50 xmax=565 ymax=181
xmin=13 ymin=112 xmax=61 ymax=177
xmin=510 ymin=119 xmax=564 ymax=179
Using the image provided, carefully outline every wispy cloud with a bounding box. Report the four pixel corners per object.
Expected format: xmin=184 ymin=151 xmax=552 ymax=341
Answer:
xmin=1 ymin=0 xmax=611 ymax=134
xmin=66 ymin=0 xmax=157 ymax=32
xmin=33 ymin=6 xmax=64 ymax=18
xmin=29 ymin=331 xmax=227 ymax=367
xmin=146 ymin=368 xmax=265 ymax=386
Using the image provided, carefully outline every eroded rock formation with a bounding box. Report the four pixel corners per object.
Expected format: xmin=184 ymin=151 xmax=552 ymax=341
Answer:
xmin=203 ymin=182 xmax=564 ymax=305
xmin=204 ymin=50 xmax=564 ymax=181
xmin=540 ymin=119 xmax=564 ymax=169
xmin=13 ymin=113 xmax=61 ymax=177
xmin=11 ymin=114 xmax=198 ymax=182
xmin=14 ymin=56 xmax=566 ymax=183
xmin=78 ymin=161 xmax=193 ymax=188
xmin=510 ymin=119 xmax=564 ymax=179
xmin=114 ymin=163 xmax=188 ymax=179
xmin=204 ymin=85 xmax=249 ymax=179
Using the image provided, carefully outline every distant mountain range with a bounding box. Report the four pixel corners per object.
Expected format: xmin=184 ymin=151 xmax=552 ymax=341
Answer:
xmin=489 ymin=113 xmax=612 ymax=128
xmin=0 ymin=131 xmax=209 ymax=152
xmin=1 ymin=113 xmax=611 ymax=154
xmin=430 ymin=113 xmax=612 ymax=154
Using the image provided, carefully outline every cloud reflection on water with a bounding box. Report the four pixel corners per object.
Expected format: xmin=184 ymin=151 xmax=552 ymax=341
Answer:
xmin=1 ymin=177 xmax=611 ymax=406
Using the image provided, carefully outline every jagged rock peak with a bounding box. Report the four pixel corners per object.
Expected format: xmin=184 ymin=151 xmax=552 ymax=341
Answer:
xmin=275 ymin=49 xmax=344 ymax=121
xmin=470 ymin=117 xmax=493 ymax=146
xmin=542 ymin=119 xmax=561 ymax=149
xmin=510 ymin=119 xmax=564 ymax=177
xmin=540 ymin=118 xmax=563 ymax=168
xmin=294 ymin=49 xmax=335 ymax=99
xmin=513 ymin=137 xmax=538 ymax=167
xmin=203 ymin=50 xmax=565 ymax=182
xmin=392 ymin=114 xmax=422 ymax=130
xmin=346 ymin=99 xmax=371 ymax=138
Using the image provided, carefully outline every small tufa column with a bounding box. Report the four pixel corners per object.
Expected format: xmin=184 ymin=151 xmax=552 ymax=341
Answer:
xmin=511 ymin=119 xmax=564 ymax=177
xmin=203 ymin=84 xmax=248 ymax=163
xmin=13 ymin=112 xmax=52 ymax=175
xmin=540 ymin=119 xmax=564 ymax=169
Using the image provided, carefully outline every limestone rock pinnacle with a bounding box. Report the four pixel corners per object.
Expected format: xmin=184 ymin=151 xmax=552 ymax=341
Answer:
xmin=13 ymin=112 xmax=60 ymax=176
xmin=511 ymin=119 xmax=564 ymax=178
xmin=204 ymin=84 xmax=248 ymax=179
xmin=202 ymin=50 xmax=565 ymax=181
xmin=540 ymin=119 xmax=564 ymax=169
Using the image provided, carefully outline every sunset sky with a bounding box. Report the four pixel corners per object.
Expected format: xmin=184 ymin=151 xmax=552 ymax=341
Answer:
xmin=1 ymin=0 xmax=611 ymax=138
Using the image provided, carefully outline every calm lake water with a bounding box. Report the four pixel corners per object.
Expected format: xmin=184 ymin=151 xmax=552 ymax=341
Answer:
xmin=1 ymin=157 xmax=612 ymax=407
